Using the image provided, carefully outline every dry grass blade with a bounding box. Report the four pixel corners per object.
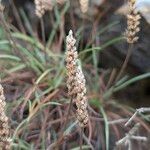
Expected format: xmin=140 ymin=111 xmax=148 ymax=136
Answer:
xmin=125 ymin=107 xmax=150 ymax=127
xmin=116 ymin=123 xmax=147 ymax=149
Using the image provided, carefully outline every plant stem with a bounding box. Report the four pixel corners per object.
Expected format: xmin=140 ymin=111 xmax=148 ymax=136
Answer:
xmin=115 ymin=44 xmax=133 ymax=82
xmin=40 ymin=18 xmax=47 ymax=64
xmin=80 ymin=127 xmax=83 ymax=150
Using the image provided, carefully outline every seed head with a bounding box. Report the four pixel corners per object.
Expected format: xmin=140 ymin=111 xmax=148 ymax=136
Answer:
xmin=125 ymin=0 xmax=141 ymax=43
xmin=79 ymin=0 xmax=89 ymax=13
xmin=0 ymin=3 xmax=4 ymax=12
xmin=66 ymin=30 xmax=88 ymax=127
xmin=34 ymin=0 xmax=66 ymax=18
xmin=0 ymin=84 xmax=11 ymax=150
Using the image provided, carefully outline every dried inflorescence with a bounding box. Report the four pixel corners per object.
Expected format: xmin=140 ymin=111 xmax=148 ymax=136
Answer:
xmin=66 ymin=30 xmax=88 ymax=127
xmin=79 ymin=0 xmax=89 ymax=13
xmin=0 ymin=84 xmax=11 ymax=150
xmin=0 ymin=3 xmax=4 ymax=12
xmin=75 ymin=66 xmax=88 ymax=126
xmin=34 ymin=0 xmax=45 ymax=18
xmin=125 ymin=0 xmax=141 ymax=43
xmin=34 ymin=0 xmax=66 ymax=18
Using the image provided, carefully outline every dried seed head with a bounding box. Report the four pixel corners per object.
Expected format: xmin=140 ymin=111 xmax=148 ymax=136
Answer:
xmin=0 ymin=84 xmax=11 ymax=150
xmin=34 ymin=0 xmax=66 ymax=18
xmin=75 ymin=66 xmax=88 ymax=127
xmin=0 ymin=3 xmax=4 ymax=12
xmin=66 ymin=30 xmax=88 ymax=127
xmin=125 ymin=0 xmax=141 ymax=43
xmin=66 ymin=30 xmax=78 ymax=98
xmin=79 ymin=0 xmax=89 ymax=13
xmin=34 ymin=0 xmax=45 ymax=18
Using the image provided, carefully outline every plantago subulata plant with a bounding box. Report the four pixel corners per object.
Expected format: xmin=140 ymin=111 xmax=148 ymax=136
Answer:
xmin=115 ymin=0 xmax=141 ymax=81
xmin=0 ymin=84 xmax=11 ymax=150
xmin=66 ymin=30 xmax=88 ymax=127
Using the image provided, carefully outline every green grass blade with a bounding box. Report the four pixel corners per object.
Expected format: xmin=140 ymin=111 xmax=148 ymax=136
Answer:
xmin=100 ymin=106 xmax=109 ymax=150
xmin=8 ymin=64 xmax=26 ymax=73
xmin=46 ymin=1 xmax=70 ymax=48
xmin=86 ymin=21 xmax=120 ymax=48
xmin=35 ymin=69 xmax=53 ymax=84
xmin=114 ymin=72 xmax=150 ymax=92
xmin=79 ymin=36 xmax=124 ymax=56
xmin=0 ymin=54 xmax=21 ymax=61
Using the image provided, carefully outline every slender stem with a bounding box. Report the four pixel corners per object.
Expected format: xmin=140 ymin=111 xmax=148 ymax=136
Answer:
xmin=106 ymin=68 xmax=117 ymax=89
xmin=40 ymin=18 xmax=47 ymax=64
xmin=63 ymin=98 xmax=73 ymax=130
xmin=115 ymin=44 xmax=133 ymax=82
xmin=9 ymin=0 xmax=26 ymax=34
xmin=79 ymin=128 xmax=83 ymax=150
